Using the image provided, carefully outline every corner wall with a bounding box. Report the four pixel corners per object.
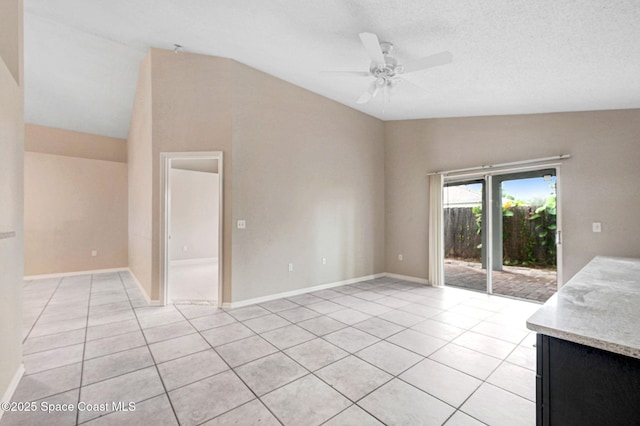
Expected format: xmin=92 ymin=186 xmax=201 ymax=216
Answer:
xmin=0 ymin=0 xmax=23 ymax=407
xmin=127 ymin=49 xmax=385 ymax=304
xmin=385 ymin=110 xmax=640 ymax=283
xmin=128 ymin=53 xmax=153 ymax=297
xmin=24 ymin=125 xmax=128 ymax=275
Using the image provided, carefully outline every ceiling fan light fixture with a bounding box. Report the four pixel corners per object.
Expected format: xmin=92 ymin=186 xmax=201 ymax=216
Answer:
xmin=352 ymin=32 xmax=453 ymax=105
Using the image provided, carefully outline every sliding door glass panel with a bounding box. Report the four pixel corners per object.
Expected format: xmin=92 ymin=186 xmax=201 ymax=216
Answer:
xmin=443 ymin=180 xmax=487 ymax=293
xmin=492 ymin=170 xmax=557 ymax=302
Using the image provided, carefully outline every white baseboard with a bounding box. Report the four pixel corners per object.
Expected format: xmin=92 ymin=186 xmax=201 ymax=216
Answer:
xmin=0 ymin=363 xmax=25 ymax=421
xmin=222 ymin=273 xmax=386 ymax=309
xmin=24 ymin=267 xmax=128 ymax=281
xmin=384 ymin=273 xmax=430 ymax=285
xmin=169 ymin=257 xmax=217 ymax=266
xmin=125 ymin=269 xmax=162 ymax=306
xmin=24 ymin=268 xmax=429 ymax=311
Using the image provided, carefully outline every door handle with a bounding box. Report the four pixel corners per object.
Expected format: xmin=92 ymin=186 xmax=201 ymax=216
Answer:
xmin=556 ymin=230 xmax=562 ymax=245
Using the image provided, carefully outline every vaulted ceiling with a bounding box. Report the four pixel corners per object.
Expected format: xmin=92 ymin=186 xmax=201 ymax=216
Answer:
xmin=24 ymin=0 xmax=640 ymax=139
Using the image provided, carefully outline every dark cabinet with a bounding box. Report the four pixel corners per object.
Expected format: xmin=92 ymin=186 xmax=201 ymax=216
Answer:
xmin=536 ymin=334 xmax=640 ymax=426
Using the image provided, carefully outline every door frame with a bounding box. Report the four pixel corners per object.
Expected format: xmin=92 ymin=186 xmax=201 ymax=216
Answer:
xmin=442 ymin=163 xmax=564 ymax=294
xmin=160 ymin=151 xmax=224 ymax=306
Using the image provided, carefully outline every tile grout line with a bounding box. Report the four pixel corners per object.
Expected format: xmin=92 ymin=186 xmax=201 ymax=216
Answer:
xmin=184 ymin=288 xmax=395 ymax=422
xmin=22 ymin=331 xmax=86 ymax=357
xmin=211 ymin=283 xmax=433 ymax=422
xmin=115 ymin=271 xmax=181 ymax=425
xmin=378 ymin=291 xmax=533 ymax=423
xmin=193 ymin=312 xmax=294 ymax=424
xmin=75 ymin=274 xmax=94 ymax=426
xmin=22 ymin=276 xmax=65 ymax=344
xmin=173 ymin=304 xmax=286 ymax=425
xmin=79 ymin=332 xmax=147 ymax=363
xmin=265 ymin=284 xmax=535 ymax=424
xmin=289 ymin=281 xmax=453 ymax=423
xmin=152 ymin=281 xmax=529 ymax=408
xmin=418 ymin=312 xmax=537 ymax=423
xmin=13 ymin=273 xmax=539 ymax=426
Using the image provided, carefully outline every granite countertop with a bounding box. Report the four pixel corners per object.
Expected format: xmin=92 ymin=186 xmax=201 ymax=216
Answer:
xmin=527 ymin=256 xmax=640 ymax=359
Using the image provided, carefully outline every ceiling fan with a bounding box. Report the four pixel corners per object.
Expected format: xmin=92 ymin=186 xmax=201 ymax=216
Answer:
xmin=343 ymin=32 xmax=453 ymax=104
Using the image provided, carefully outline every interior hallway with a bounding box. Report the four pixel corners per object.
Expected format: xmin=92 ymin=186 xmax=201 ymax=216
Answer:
xmin=3 ymin=272 xmax=540 ymax=425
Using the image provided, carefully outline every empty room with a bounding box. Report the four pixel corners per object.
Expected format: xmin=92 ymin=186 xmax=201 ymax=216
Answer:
xmin=1 ymin=1 xmax=640 ymax=425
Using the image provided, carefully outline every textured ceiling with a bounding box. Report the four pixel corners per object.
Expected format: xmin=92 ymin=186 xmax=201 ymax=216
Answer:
xmin=24 ymin=0 xmax=640 ymax=138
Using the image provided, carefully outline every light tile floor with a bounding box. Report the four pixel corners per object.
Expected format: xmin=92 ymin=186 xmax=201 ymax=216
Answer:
xmin=2 ymin=272 xmax=540 ymax=425
xmin=168 ymin=260 xmax=218 ymax=303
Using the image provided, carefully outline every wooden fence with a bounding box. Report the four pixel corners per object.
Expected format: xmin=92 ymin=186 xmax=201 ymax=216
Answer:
xmin=444 ymin=207 xmax=482 ymax=260
xmin=444 ymin=206 xmax=557 ymax=267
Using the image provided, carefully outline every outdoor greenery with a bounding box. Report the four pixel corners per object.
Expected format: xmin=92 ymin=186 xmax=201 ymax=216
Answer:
xmin=445 ymin=195 xmax=557 ymax=268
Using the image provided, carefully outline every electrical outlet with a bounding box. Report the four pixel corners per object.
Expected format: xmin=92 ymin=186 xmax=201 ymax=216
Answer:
xmin=322 ymin=257 xmax=327 ymax=265
xmin=288 ymin=263 xmax=294 ymax=272
xmin=237 ymin=220 xmax=246 ymax=229
xmin=183 ymin=245 xmax=188 ymax=252
xmin=91 ymin=250 xmax=98 ymax=257
xmin=592 ymin=222 xmax=602 ymax=233
xmin=398 ymin=254 xmax=403 ymax=261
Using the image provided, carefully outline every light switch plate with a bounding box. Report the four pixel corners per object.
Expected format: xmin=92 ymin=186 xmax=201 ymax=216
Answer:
xmin=592 ymin=222 xmax=602 ymax=233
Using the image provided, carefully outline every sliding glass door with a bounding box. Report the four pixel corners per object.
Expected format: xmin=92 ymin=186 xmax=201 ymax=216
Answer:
xmin=490 ymin=170 xmax=558 ymax=301
xmin=443 ymin=169 xmax=559 ymax=302
xmin=443 ymin=179 xmax=487 ymax=293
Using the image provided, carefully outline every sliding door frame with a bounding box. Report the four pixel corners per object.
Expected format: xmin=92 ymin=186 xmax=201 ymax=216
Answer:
xmin=441 ymin=162 xmax=564 ymax=295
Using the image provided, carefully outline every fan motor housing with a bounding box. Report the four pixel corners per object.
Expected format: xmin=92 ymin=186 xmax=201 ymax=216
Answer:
xmin=370 ymin=41 xmax=399 ymax=78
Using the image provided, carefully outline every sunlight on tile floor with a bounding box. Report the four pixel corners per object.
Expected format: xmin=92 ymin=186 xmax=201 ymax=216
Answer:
xmin=2 ymin=272 xmax=540 ymax=425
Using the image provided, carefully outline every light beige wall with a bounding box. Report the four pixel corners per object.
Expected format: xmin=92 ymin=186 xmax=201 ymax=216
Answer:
xmin=128 ymin=53 xmax=153 ymax=297
xmin=170 ymin=169 xmax=219 ymax=261
xmin=149 ymin=49 xmax=232 ymax=301
xmin=24 ymin=152 xmax=128 ymax=275
xmin=0 ymin=0 xmax=20 ymax=84
xmin=385 ymin=109 xmax=640 ymax=283
xmin=0 ymin=0 xmax=23 ymax=406
xmin=231 ymin=62 xmax=385 ymax=301
xmin=129 ymin=49 xmax=385 ymax=304
xmin=25 ymin=124 xmax=127 ymax=162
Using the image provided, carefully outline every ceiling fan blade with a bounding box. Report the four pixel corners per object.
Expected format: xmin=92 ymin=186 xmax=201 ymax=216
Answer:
xmin=398 ymin=76 xmax=429 ymax=92
xmin=359 ymin=32 xmax=386 ymax=66
xmin=356 ymin=91 xmax=373 ymax=104
xmin=321 ymin=70 xmax=371 ymax=77
xmin=356 ymin=81 xmax=379 ymax=104
xmin=401 ymin=51 xmax=453 ymax=74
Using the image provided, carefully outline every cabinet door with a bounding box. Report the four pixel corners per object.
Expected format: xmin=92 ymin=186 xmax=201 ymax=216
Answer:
xmin=537 ymin=334 xmax=640 ymax=425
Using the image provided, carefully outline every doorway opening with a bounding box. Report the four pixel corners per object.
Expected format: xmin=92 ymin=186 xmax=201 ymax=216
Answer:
xmin=161 ymin=152 xmax=223 ymax=306
xmin=443 ymin=168 xmax=559 ymax=302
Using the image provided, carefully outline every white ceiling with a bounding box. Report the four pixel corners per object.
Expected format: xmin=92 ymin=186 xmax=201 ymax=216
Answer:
xmin=24 ymin=0 xmax=640 ymax=139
